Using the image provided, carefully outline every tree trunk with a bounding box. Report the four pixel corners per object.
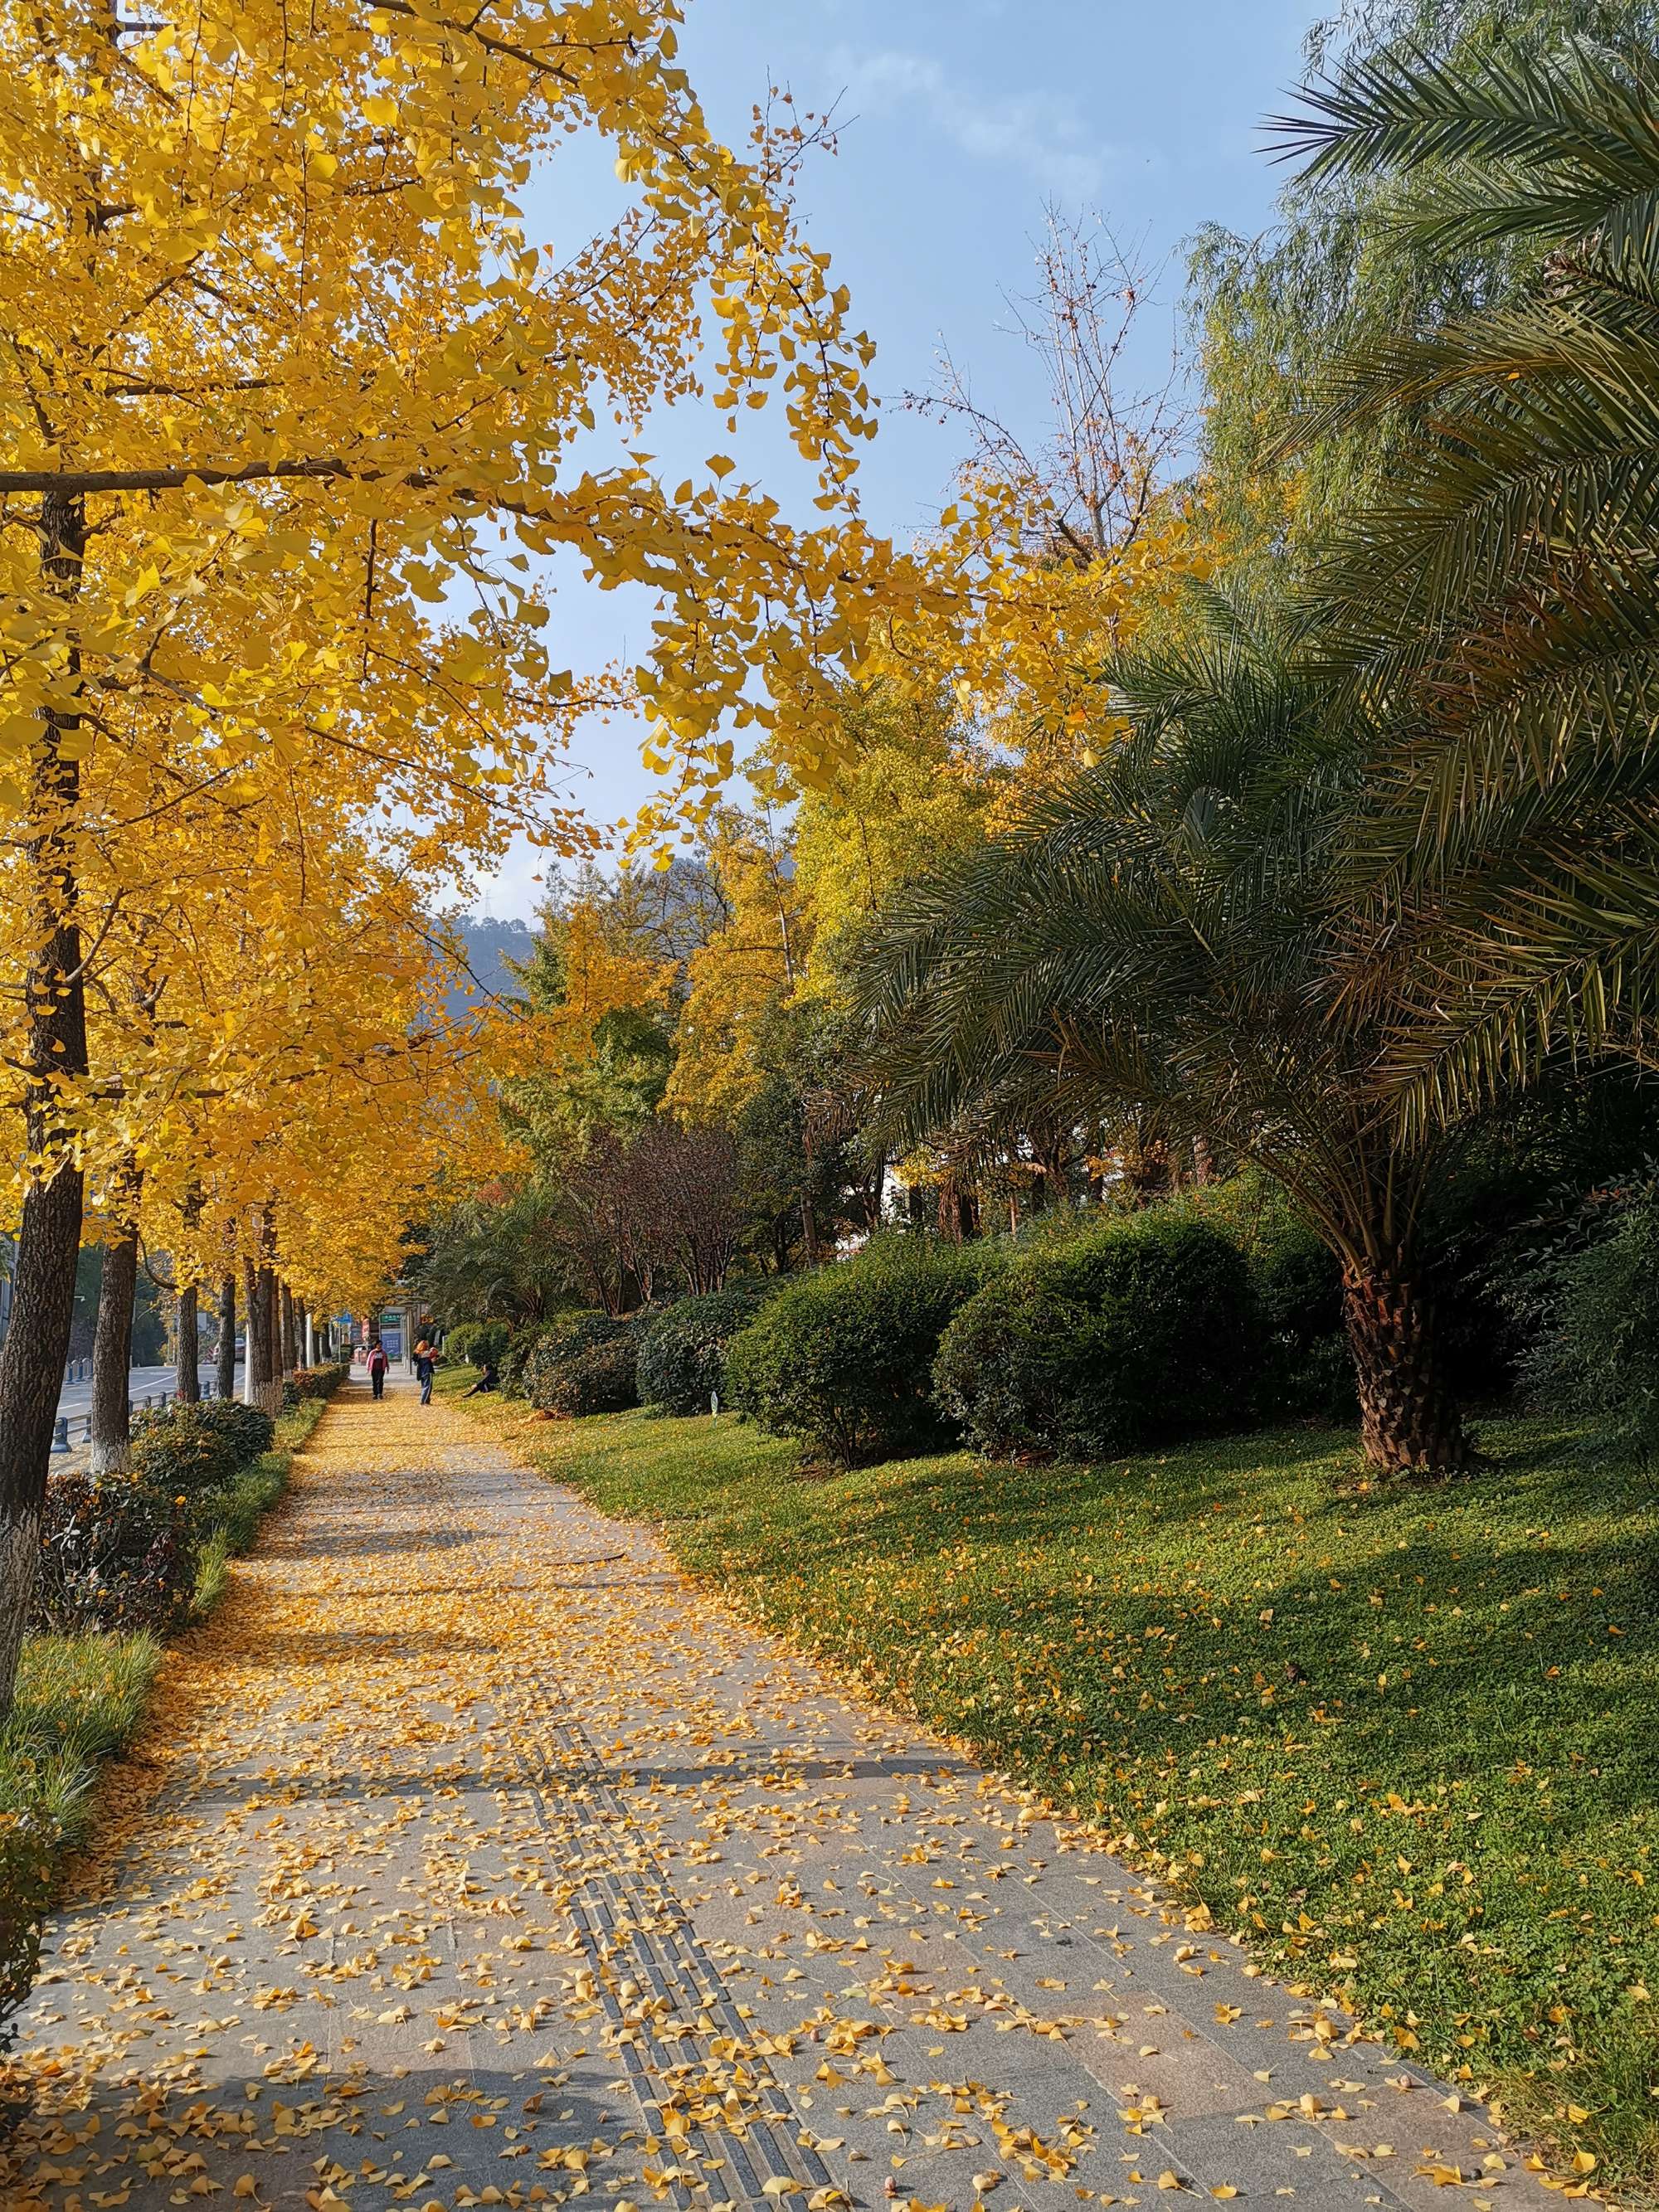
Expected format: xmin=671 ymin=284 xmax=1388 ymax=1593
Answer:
xmin=90 ymin=1218 xmax=139 ymax=1477
xmin=258 ymin=1264 xmax=283 ymax=1416
xmin=1342 ymin=1257 xmax=1472 ymax=1475
xmin=242 ymin=1255 xmax=265 ymax=1408
xmin=0 ymin=1169 xmax=82 ymax=1710
xmin=303 ymin=1308 xmax=315 ymax=1367
xmin=0 ymin=489 xmax=90 ymax=1720
xmin=216 ymin=1274 xmax=236 ymax=1400
xmin=280 ymin=1283 xmax=294 ymax=1373
xmin=177 ymin=1284 xmax=200 ymax=1403
xmin=176 ymin=1184 xmax=202 ymax=1402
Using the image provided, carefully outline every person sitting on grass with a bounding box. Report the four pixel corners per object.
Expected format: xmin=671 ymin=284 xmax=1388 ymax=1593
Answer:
xmin=460 ymin=1358 xmax=499 ymax=1398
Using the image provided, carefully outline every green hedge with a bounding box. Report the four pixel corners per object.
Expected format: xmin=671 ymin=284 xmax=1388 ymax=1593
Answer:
xmin=525 ymin=1311 xmax=647 ymax=1417
xmin=287 ymin=1361 xmax=348 ymax=1402
xmin=501 ymin=1321 xmax=552 ymax=1398
xmin=726 ymin=1237 xmax=997 ymax=1466
xmin=445 ymin=1320 xmax=510 ymax=1370
xmin=130 ymin=1406 xmax=242 ymax=1501
xmin=637 ymin=1284 xmax=773 ymax=1415
xmin=933 ymin=1211 xmax=1258 ymax=1461
xmin=178 ymin=1398 xmax=275 ymax=1467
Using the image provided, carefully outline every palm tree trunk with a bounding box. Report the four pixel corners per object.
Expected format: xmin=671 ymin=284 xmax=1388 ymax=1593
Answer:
xmin=216 ymin=1275 xmax=236 ymax=1400
xmin=1341 ymin=1257 xmax=1472 ymax=1475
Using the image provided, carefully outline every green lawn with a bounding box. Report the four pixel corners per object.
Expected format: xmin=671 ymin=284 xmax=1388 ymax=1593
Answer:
xmin=457 ymin=1381 xmax=1659 ymax=2194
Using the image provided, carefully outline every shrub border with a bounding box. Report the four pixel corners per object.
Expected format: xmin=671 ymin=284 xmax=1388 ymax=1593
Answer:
xmin=0 ymin=1373 xmax=344 ymax=2049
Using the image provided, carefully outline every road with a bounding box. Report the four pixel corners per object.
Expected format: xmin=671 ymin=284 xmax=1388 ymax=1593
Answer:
xmin=55 ymin=1359 xmax=244 ymax=1427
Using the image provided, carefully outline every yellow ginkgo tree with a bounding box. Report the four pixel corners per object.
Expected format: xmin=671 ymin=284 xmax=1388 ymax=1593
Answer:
xmin=0 ymin=0 xmax=906 ymax=1691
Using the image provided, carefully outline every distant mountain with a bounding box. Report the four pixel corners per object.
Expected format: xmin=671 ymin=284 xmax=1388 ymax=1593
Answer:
xmin=445 ymin=915 xmax=538 ymax=1021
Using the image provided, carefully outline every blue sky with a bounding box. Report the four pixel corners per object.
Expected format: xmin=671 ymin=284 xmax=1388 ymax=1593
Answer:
xmin=481 ymin=0 xmax=1321 ymax=916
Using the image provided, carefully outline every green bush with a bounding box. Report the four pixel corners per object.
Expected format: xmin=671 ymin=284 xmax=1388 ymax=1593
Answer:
xmin=33 ymin=1474 xmax=198 ymax=1636
xmin=501 ymin=1321 xmax=552 ymax=1398
xmin=1181 ymin=1178 xmax=1352 ymax=1420
xmin=289 ymin=1362 xmax=348 ymax=1400
xmin=1522 ymin=1174 xmax=1659 ymax=1456
xmin=637 ymin=1284 xmax=772 ymax=1414
xmin=526 ymin=1311 xmax=645 ymax=1417
xmin=726 ymin=1237 xmax=997 ymax=1466
xmin=130 ymin=1406 xmax=242 ymax=1503
xmin=446 ymin=1320 xmax=510 ymax=1370
xmin=934 ymin=1211 xmax=1260 ymax=1461
xmin=182 ymin=1398 xmax=275 ymax=1468
xmin=523 ymin=1311 xmax=616 ymax=1406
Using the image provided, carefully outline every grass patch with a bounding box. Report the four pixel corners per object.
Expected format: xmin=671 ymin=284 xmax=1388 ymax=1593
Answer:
xmin=460 ymin=1392 xmax=1659 ymax=2194
xmin=0 ymin=1629 xmax=161 ymax=1870
xmin=0 ymin=1629 xmax=161 ymax=2025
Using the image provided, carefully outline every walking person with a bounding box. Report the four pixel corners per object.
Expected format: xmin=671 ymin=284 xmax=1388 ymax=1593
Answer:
xmin=413 ymin=1339 xmax=436 ymax=1407
xmin=367 ymin=1339 xmax=388 ymax=1401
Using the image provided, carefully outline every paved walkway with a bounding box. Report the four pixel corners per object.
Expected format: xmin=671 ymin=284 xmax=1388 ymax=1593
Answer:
xmin=4 ymin=1379 xmax=1568 ymax=2211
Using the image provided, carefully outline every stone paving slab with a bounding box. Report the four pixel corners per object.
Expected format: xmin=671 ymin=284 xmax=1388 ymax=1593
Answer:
xmin=1 ymin=1378 xmax=1574 ymax=2212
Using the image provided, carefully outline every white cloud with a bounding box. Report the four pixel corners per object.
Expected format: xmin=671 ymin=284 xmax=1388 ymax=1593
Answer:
xmin=830 ymin=46 xmax=1123 ymax=199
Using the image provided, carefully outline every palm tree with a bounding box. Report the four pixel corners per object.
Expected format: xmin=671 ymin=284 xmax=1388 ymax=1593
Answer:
xmin=1272 ymin=35 xmax=1659 ymax=1112
xmin=856 ymin=586 xmax=1479 ymax=1476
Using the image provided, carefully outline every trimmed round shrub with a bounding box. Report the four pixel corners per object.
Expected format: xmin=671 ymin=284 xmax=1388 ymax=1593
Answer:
xmin=637 ymin=1284 xmax=772 ymax=1415
xmin=934 ymin=1212 xmax=1260 ymax=1461
xmin=130 ymin=1407 xmax=241 ymax=1500
xmin=178 ymin=1398 xmax=275 ymax=1468
xmin=34 ymin=1474 xmax=198 ymax=1636
xmin=1219 ymin=1203 xmax=1350 ymax=1421
xmin=525 ymin=1311 xmax=645 ymax=1417
xmin=726 ymin=1237 xmax=998 ymax=1466
xmin=1171 ymin=1176 xmax=1352 ymax=1422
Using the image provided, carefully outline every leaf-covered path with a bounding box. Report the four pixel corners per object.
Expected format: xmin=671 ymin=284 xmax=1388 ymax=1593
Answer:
xmin=4 ymin=1380 xmax=1568 ymax=2211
